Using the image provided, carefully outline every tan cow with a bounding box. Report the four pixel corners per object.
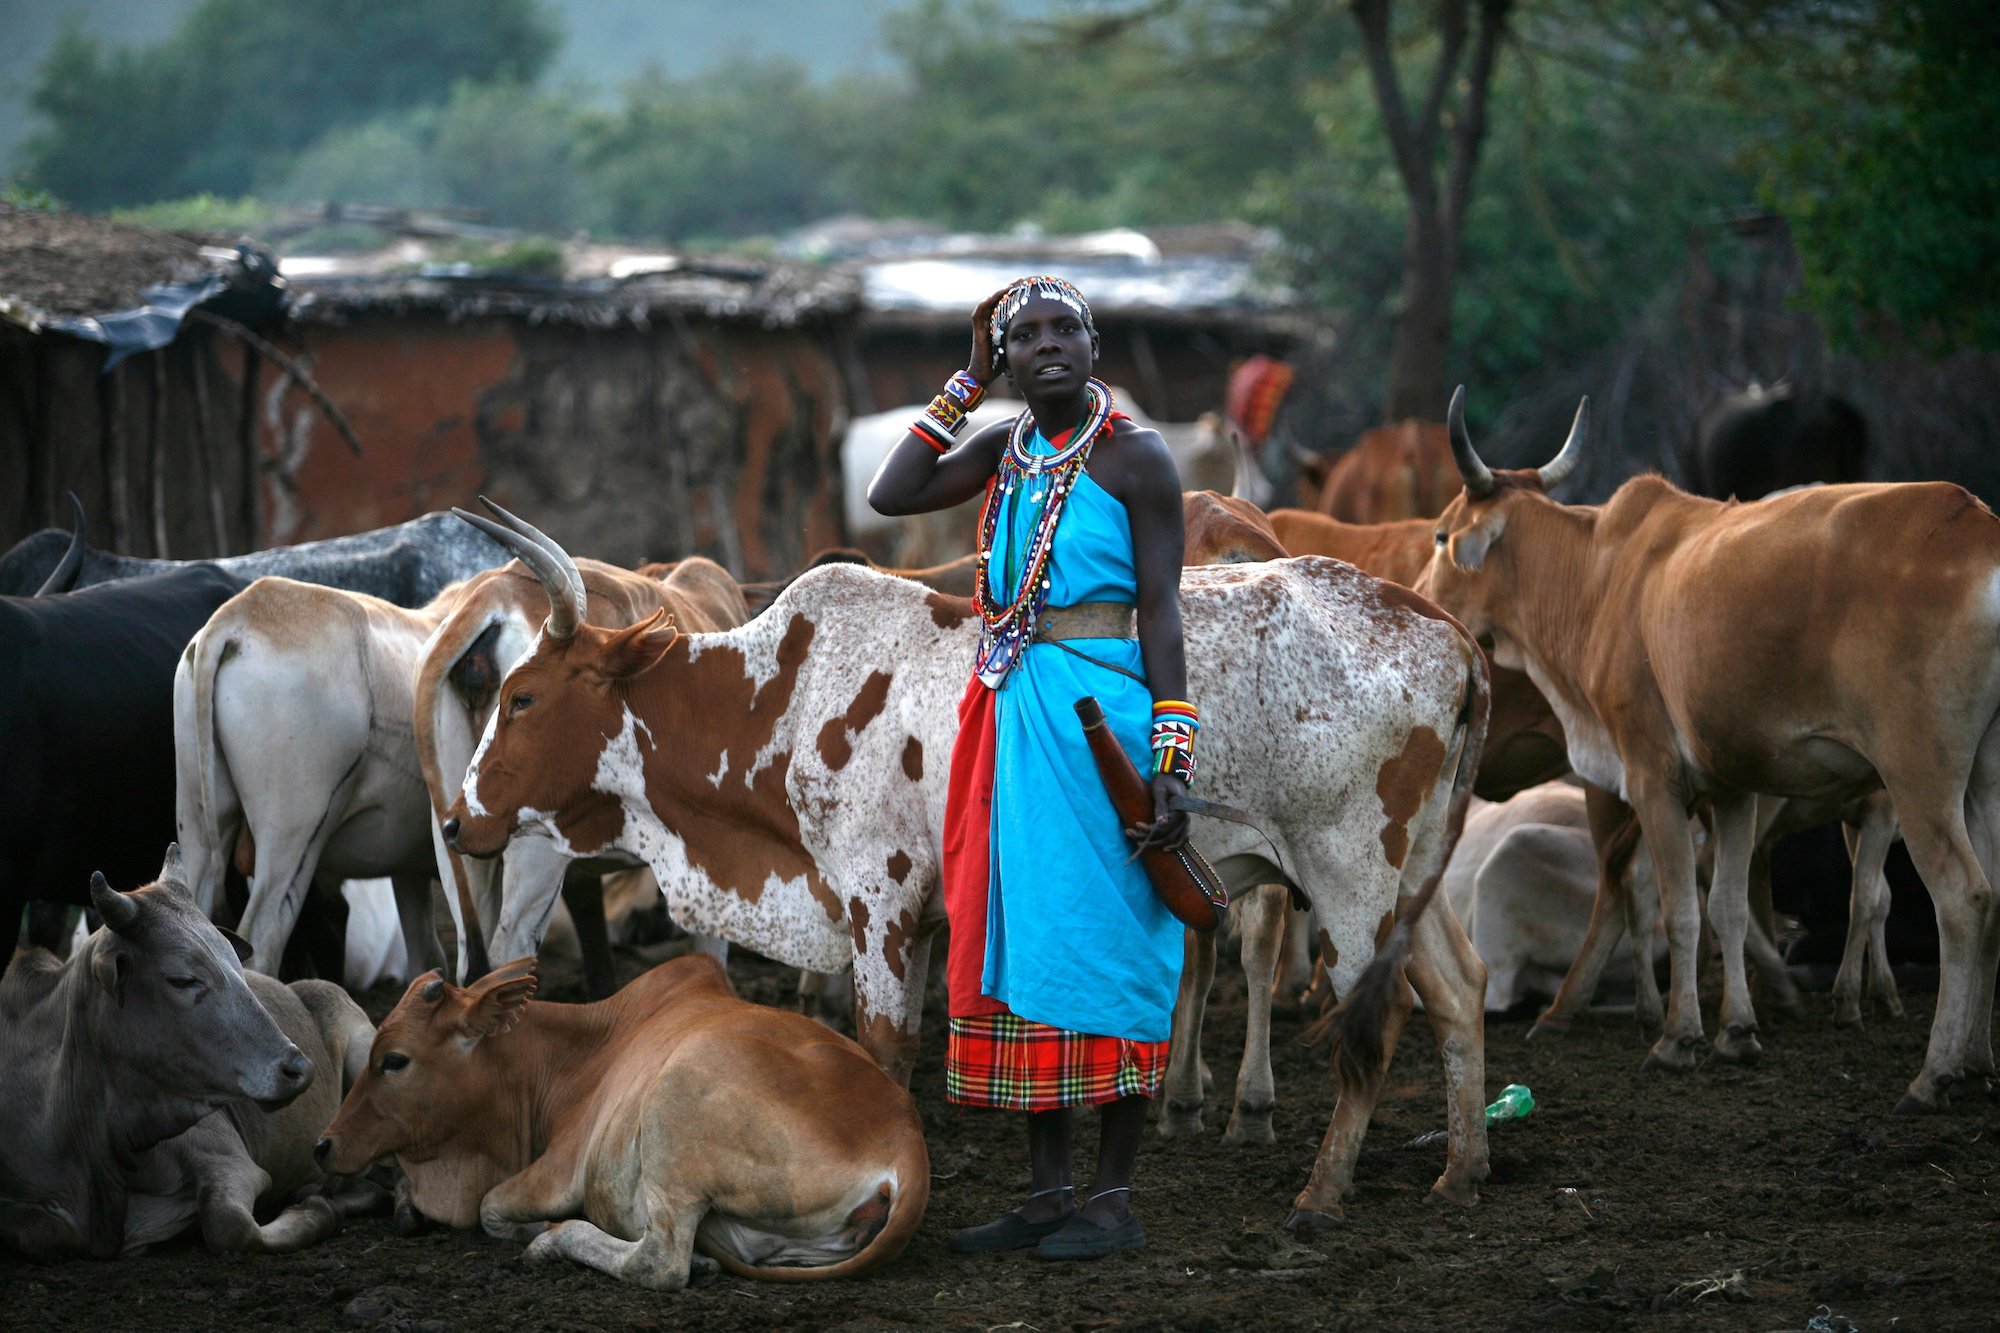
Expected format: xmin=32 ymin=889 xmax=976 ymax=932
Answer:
xmin=412 ymin=554 xmax=747 ymax=991
xmin=316 ymin=954 xmax=926 ymax=1289
xmin=1420 ymin=388 xmax=2000 ymax=1109
xmin=1296 ymin=420 xmax=1461 ymax=523
xmin=439 ymin=501 xmax=1494 ymax=1226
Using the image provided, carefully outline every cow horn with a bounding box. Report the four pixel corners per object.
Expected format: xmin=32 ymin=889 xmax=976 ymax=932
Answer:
xmin=1446 ymin=386 xmax=1496 ymax=499
xmin=1537 ymin=396 xmax=1590 ymax=492
xmin=451 ymin=500 xmax=587 ymax=640
xmin=89 ymin=871 xmax=140 ymax=934
xmin=33 ymin=492 xmax=87 ymax=597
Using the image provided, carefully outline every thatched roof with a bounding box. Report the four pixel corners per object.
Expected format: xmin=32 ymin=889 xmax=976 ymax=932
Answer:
xmin=0 ymin=204 xmax=223 ymax=328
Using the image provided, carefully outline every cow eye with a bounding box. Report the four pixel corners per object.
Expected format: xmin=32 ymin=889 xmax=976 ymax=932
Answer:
xmin=167 ymin=975 xmax=204 ymax=992
xmin=380 ymin=1052 xmax=410 ymax=1073
xmin=507 ymin=693 xmax=535 ymax=715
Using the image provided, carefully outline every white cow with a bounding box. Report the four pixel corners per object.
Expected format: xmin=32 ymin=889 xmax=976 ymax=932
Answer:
xmin=174 ymin=576 xmax=473 ymax=977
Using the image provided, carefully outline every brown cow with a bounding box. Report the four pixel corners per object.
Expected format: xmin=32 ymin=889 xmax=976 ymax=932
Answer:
xmin=1297 ymin=420 xmax=1461 ymax=523
xmin=413 ymin=555 xmax=748 ymax=992
xmin=1420 ymin=388 xmax=2000 ymax=1108
xmin=316 ymin=954 xmax=927 ymax=1288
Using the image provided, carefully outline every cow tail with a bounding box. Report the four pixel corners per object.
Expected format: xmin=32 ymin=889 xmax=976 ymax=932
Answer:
xmin=1328 ymin=625 xmax=1491 ymax=1095
xmin=188 ymin=619 xmax=236 ymax=882
xmin=414 ymin=612 xmax=496 ymax=982
xmin=704 ymin=1117 xmax=931 ymax=1283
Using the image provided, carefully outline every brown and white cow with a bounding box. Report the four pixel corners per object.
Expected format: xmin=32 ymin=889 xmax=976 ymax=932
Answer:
xmin=316 ymin=954 xmax=926 ymax=1289
xmin=1420 ymin=388 xmax=2000 ymax=1108
xmin=412 ymin=553 xmax=747 ymax=991
xmin=440 ymin=501 xmax=1493 ymax=1224
xmin=1296 ymin=419 xmax=1461 ymax=524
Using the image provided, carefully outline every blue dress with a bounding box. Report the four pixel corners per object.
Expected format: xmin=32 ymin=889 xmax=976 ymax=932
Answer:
xmin=979 ymin=429 xmax=1184 ymax=1042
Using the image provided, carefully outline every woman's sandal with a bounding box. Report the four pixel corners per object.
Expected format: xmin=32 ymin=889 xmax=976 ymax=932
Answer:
xmin=1035 ymin=1187 xmax=1146 ymax=1260
xmin=948 ymin=1185 xmax=1077 ymax=1254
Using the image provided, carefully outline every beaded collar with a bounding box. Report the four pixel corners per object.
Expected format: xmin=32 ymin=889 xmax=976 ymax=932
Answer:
xmin=970 ymin=379 xmax=1116 ymax=688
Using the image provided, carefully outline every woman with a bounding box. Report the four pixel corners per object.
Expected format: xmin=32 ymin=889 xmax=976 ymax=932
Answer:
xmin=867 ymin=277 xmax=1195 ymax=1260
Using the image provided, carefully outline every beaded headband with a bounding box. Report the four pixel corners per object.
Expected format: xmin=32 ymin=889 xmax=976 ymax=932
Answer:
xmin=990 ymin=276 xmax=1097 ymax=355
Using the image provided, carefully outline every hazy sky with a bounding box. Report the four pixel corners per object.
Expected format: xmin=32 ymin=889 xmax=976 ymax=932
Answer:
xmin=1 ymin=1 xmax=1057 ymax=179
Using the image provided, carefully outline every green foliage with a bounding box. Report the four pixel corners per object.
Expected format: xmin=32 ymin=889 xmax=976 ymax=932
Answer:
xmin=0 ymin=179 xmax=61 ymax=211
xmin=1753 ymin=0 xmax=2000 ymax=351
xmin=21 ymin=0 xmax=559 ymax=208
xmin=107 ymin=193 xmax=276 ymax=234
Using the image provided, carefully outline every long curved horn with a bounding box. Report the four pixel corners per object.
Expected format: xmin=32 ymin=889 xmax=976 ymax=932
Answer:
xmin=451 ymin=502 xmax=587 ymax=640
xmin=1537 ymin=396 xmax=1590 ymax=491
xmin=34 ymin=493 xmax=88 ymax=597
xmin=1446 ymin=385 xmax=1496 ymax=499
xmin=89 ymin=871 xmax=141 ymax=934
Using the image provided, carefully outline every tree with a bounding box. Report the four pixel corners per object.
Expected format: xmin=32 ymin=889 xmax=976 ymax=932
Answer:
xmin=1350 ymin=0 xmax=1511 ymax=420
xmin=21 ymin=0 xmax=559 ymax=208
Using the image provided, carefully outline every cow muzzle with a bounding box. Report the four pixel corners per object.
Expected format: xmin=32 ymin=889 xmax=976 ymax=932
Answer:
xmin=254 ymin=1043 xmax=316 ymax=1111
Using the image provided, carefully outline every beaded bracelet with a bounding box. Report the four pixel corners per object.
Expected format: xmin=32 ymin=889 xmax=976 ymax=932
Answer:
xmin=1151 ymin=699 xmax=1199 ymax=785
xmin=912 ymin=371 xmax=989 ymax=453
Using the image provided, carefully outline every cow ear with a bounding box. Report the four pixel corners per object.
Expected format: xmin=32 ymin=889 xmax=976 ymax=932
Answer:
xmin=461 ymin=957 xmax=538 ymax=1038
xmin=91 ymin=943 xmax=129 ymax=1007
xmin=596 ymin=610 xmax=679 ymax=682
xmin=218 ymin=927 xmax=253 ymax=965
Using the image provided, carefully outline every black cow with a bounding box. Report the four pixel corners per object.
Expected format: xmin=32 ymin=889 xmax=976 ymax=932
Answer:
xmin=1684 ymin=382 xmax=1869 ymax=501
xmin=2 ymin=565 xmax=247 ymax=967
xmin=0 ymin=511 xmax=511 ymax=608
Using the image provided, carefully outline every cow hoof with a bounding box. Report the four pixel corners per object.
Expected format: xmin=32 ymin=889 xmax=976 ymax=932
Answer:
xmin=1223 ymin=1104 xmax=1276 ymax=1147
xmin=1893 ymin=1092 xmax=1938 ymax=1116
xmin=523 ymin=1226 xmax=565 ymax=1264
xmin=1284 ymin=1207 xmax=1343 ymax=1237
xmin=1712 ymin=1027 xmax=1763 ymax=1065
xmin=1834 ymin=1008 xmax=1864 ymax=1031
xmin=1641 ymin=1035 xmax=1702 ymax=1073
xmin=394 ymin=1202 xmax=431 ymax=1238
xmin=1526 ymin=1018 xmax=1570 ymax=1042
xmin=1429 ymin=1177 xmax=1480 ymax=1209
xmin=1158 ymin=1100 xmax=1206 ymax=1138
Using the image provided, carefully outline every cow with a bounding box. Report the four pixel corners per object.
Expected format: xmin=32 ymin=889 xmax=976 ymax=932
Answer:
xmin=1684 ymin=382 xmax=1869 ymax=502
xmin=1295 ymin=419 xmax=1461 ymax=523
xmin=1419 ymin=386 xmax=2000 ymax=1110
xmin=2 ymin=564 xmax=247 ymax=966
xmin=173 ymin=575 xmax=486 ymax=980
xmin=412 ymin=553 xmax=748 ymax=993
xmin=314 ymin=954 xmax=928 ymax=1289
xmin=1445 ymin=785 xmax=1672 ymax=1014
xmin=0 ymin=847 xmax=375 ymax=1257
xmin=436 ymin=500 xmax=1493 ymax=1226
xmin=0 ymin=509 xmax=510 ymax=606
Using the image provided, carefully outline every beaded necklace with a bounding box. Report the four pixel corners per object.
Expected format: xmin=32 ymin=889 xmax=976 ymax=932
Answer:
xmin=970 ymin=378 xmax=1116 ymax=688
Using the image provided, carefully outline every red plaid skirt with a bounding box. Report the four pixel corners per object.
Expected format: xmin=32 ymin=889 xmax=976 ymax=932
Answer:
xmin=946 ymin=1013 xmax=1169 ymax=1111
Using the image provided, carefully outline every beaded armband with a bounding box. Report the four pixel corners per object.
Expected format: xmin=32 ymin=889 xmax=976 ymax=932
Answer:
xmin=1150 ymin=699 xmax=1199 ymax=785
xmin=913 ymin=370 xmax=989 ymax=453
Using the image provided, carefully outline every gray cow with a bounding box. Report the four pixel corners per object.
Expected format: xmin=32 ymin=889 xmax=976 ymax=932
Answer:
xmin=0 ymin=847 xmax=376 ymax=1258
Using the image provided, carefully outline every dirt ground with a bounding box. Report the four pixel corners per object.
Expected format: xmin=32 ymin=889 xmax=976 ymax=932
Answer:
xmin=6 ymin=941 xmax=1997 ymax=1333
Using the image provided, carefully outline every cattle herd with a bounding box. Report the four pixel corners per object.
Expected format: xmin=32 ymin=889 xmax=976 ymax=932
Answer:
xmin=4 ymin=383 xmax=1995 ymax=1299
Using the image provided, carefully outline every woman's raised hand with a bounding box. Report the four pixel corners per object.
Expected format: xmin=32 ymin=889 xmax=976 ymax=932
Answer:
xmin=968 ymin=287 xmax=1009 ymax=387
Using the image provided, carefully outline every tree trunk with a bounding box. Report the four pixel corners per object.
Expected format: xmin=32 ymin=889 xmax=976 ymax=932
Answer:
xmin=1352 ymin=0 xmax=1511 ymax=424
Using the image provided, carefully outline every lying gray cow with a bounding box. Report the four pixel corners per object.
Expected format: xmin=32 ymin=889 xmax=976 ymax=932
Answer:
xmin=0 ymin=847 xmax=375 ymax=1258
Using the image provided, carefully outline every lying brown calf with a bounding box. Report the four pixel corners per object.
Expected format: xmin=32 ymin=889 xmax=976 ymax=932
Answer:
xmin=317 ymin=955 xmax=929 ymax=1289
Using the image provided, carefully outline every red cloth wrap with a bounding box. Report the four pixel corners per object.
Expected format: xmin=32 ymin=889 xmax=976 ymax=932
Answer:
xmin=943 ymin=675 xmax=1009 ymax=1017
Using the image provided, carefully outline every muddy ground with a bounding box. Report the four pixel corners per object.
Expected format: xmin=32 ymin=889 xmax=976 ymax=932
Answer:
xmin=6 ymin=941 xmax=1996 ymax=1333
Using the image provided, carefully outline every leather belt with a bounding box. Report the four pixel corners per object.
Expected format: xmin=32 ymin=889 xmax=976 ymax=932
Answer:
xmin=1034 ymin=601 xmax=1137 ymax=643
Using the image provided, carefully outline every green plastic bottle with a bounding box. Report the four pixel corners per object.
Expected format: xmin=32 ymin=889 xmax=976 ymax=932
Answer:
xmin=1484 ymin=1083 xmax=1535 ymax=1124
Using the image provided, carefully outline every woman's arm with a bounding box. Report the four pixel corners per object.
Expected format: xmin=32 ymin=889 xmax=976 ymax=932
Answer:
xmin=1108 ymin=423 xmax=1192 ymax=851
xmin=867 ymin=287 xmax=1011 ymax=518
